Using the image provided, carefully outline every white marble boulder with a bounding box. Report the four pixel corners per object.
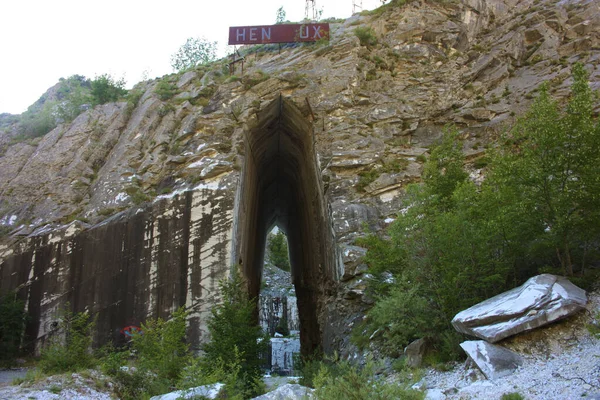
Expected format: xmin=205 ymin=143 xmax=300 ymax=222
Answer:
xmin=460 ymin=340 xmax=523 ymax=380
xmin=252 ymin=384 xmax=314 ymax=399
xmin=452 ymin=274 xmax=587 ymax=342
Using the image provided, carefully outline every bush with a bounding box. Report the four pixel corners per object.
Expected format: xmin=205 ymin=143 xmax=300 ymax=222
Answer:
xmin=39 ymin=307 xmax=95 ymax=374
xmin=90 ymin=74 xmax=127 ymax=106
xmin=355 ymin=64 xmax=600 ymax=361
xmin=202 ymin=267 xmax=268 ymax=398
xmin=99 ymin=308 xmax=191 ymax=399
xmin=501 ymin=393 xmax=525 ymax=400
xmin=0 ymin=292 xmax=28 ymax=367
xmin=132 ymin=307 xmax=190 ymax=383
xmin=154 ymin=80 xmax=178 ymax=101
xmin=354 ymin=27 xmax=378 ymax=47
xmin=313 ymin=356 xmax=424 ymax=400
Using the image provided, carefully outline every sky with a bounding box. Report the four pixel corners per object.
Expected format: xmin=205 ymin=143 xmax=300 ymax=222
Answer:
xmin=0 ymin=0 xmax=382 ymax=115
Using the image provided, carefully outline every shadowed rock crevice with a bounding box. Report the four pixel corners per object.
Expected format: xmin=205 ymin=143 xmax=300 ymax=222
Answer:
xmin=235 ymin=95 xmax=337 ymax=357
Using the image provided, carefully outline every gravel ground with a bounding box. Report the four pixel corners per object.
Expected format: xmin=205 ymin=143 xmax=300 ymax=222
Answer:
xmin=420 ymin=294 xmax=600 ymax=400
xmin=0 ymin=371 xmax=112 ymax=400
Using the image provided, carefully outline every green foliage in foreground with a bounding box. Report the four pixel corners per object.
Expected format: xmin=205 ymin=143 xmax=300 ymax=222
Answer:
xmin=312 ymin=356 xmax=424 ymax=400
xmin=202 ymin=268 xmax=268 ymax=398
xmin=354 ymin=63 xmax=600 ymax=360
xmin=500 ymin=393 xmax=525 ymax=400
xmin=0 ymin=292 xmax=28 ymax=367
xmin=102 ymin=269 xmax=267 ymax=399
xmin=39 ymin=306 xmax=95 ymax=373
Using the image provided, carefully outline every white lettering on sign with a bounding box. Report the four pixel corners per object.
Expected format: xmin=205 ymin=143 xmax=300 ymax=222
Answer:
xmin=312 ymin=26 xmax=322 ymax=39
xmin=236 ymin=29 xmax=246 ymax=42
xmin=300 ymin=26 xmax=309 ymax=39
xmin=262 ymin=27 xmax=271 ymax=40
xmin=237 ymin=27 xmax=273 ymax=42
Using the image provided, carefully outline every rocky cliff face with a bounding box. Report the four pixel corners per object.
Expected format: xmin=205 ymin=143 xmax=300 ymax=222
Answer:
xmin=0 ymin=0 xmax=598 ymax=355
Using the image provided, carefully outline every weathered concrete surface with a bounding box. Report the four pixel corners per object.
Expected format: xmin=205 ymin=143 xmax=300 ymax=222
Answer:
xmin=460 ymin=340 xmax=523 ymax=380
xmin=0 ymin=176 xmax=236 ymax=353
xmin=452 ymin=274 xmax=587 ymax=343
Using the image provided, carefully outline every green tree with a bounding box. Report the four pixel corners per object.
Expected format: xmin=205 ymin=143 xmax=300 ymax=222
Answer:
xmin=130 ymin=307 xmax=190 ymax=394
xmin=276 ymin=6 xmax=286 ymax=24
xmin=354 ymin=64 xmax=600 ymax=360
xmin=55 ymin=75 xmax=92 ymax=122
xmin=170 ymin=37 xmax=218 ymax=72
xmin=490 ymin=63 xmax=600 ymax=275
xmin=267 ymin=230 xmax=291 ymax=271
xmin=90 ymin=74 xmax=127 ymax=106
xmin=0 ymin=292 xmax=28 ymax=367
xmin=355 ymin=128 xmax=513 ymax=360
xmin=202 ymin=268 xmax=267 ymax=397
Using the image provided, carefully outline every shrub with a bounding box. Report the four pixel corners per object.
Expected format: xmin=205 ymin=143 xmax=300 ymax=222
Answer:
xmin=313 ymin=356 xmax=424 ymax=400
xmin=202 ymin=267 xmax=268 ymax=398
xmin=354 ymin=27 xmax=378 ymax=47
xmin=90 ymin=74 xmax=127 ymax=106
xmin=501 ymin=393 xmax=525 ymax=400
xmin=39 ymin=306 xmax=95 ymax=374
xmin=132 ymin=307 xmax=190 ymax=384
xmin=355 ymin=64 xmax=600 ymax=361
xmin=99 ymin=308 xmax=191 ymax=399
xmin=154 ymin=80 xmax=178 ymax=101
xmin=0 ymin=292 xmax=28 ymax=367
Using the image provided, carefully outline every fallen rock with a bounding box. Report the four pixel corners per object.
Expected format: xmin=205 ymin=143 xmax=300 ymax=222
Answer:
xmin=405 ymin=338 xmax=427 ymax=368
xmin=460 ymin=340 xmax=523 ymax=380
xmin=252 ymin=383 xmax=314 ymax=399
xmin=452 ymin=274 xmax=587 ymax=342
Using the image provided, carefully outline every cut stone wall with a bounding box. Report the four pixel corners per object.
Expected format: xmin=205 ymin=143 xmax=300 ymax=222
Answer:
xmin=0 ymin=176 xmax=236 ymax=353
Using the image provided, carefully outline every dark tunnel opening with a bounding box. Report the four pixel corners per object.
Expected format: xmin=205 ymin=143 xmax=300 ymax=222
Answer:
xmin=235 ymin=95 xmax=337 ymax=357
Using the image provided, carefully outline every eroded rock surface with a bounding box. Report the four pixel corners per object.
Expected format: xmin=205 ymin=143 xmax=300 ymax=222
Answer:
xmin=452 ymin=274 xmax=587 ymax=342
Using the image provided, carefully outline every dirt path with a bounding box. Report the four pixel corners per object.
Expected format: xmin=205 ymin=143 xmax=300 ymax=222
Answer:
xmin=0 ymin=369 xmax=28 ymax=386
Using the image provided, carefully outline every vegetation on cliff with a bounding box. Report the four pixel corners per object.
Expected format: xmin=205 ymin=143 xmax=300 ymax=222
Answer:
xmin=17 ymin=74 xmax=126 ymax=140
xmin=355 ymin=63 xmax=600 ymax=361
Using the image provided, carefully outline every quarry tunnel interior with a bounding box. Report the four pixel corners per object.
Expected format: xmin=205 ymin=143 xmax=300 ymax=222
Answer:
xmin=235 ymin=95 xmax=337 ymax=356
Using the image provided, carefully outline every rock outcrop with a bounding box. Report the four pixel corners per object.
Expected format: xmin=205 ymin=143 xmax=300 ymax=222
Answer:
xmin=1 ymin=0 xmax=599 ymax=355
xmin=452 ymin=274 xmax=588 ymax=342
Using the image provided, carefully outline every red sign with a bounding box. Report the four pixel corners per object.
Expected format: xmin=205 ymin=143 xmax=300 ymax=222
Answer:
xmin=228 ymin=23 xmax=330 ymax=45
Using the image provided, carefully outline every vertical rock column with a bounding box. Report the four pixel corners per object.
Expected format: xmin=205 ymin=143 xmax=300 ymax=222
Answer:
xmin=234 ymin=95 xmax=338 ymax=356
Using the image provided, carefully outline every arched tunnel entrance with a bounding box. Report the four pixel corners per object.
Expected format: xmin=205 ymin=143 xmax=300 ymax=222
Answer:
xmin=234 ymin=95 xmax=337 ymax=357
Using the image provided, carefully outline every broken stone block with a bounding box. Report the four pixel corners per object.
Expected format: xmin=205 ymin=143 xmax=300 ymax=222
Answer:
xmin=460 ymin=340 xmax=523 ymax=380
xmin=252 ymin=384 xmax=314 ymax=399
xmin=404 ymin=338 xmax=427 ymax=368
xmin=452 ymin=274 xmax=587 ymax=342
